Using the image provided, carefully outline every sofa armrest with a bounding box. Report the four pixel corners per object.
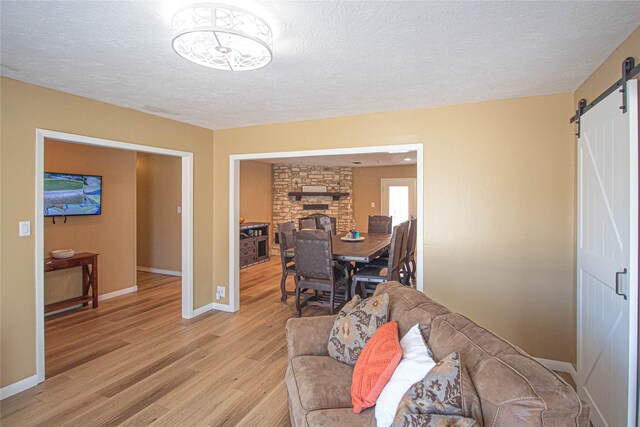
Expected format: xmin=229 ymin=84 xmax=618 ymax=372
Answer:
xmin=286 ymin=315 xmax=337 ymax=359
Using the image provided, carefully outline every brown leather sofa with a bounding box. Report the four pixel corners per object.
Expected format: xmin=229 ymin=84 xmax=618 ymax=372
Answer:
xmin=285 ymin=282 xmax=590 ymax=426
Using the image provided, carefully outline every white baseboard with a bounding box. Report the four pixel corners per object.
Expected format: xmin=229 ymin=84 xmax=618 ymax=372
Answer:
xmin=44 ymin=286 xmax=137 ymax=317
xmin=137 ymin=266 xmax=182 ymax=277
xmin=0 ymin=374 xmax=38 ymax=400
xmin=534 ymin=357 xmax=577 ymax=381
xmin=99 ymin=285 xmax=138 ymax=301
xmin=45 ymin=304 xmax=83 ymax=317
xmin=192 ymin=302 xmax=233 ymax=317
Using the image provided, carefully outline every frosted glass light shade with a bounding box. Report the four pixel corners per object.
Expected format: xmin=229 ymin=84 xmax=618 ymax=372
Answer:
xmin=171 ymin=3 xmax=273 ymax=71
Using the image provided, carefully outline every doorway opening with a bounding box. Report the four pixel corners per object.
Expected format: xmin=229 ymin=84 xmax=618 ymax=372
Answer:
xmin=230 ymin=144 xmax=424 ymax=312
xmin=34 ymin=129 xmax=194 ymax=384
xmin=381 ymin=178 xmax=417 ymax=227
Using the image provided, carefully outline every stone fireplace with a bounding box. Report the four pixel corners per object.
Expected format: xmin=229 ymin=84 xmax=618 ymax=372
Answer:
xmin=271 ymin=163 xmax=354 ymax=254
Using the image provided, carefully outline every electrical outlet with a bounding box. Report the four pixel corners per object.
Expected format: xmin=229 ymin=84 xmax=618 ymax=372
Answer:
xmin=177 ymin=206 xmax=182 ymax=214
xmin=19 ymin=221 xmax=31 ymax=236
xmin=217 ymin=286 xmax=225 ymax=299
xmin=370 ymin=202 xmax=375 ymax=208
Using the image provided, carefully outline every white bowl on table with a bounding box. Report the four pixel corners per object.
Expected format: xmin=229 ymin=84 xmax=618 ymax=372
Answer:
xmin=51 ymin=249 xmax=75 ymax=259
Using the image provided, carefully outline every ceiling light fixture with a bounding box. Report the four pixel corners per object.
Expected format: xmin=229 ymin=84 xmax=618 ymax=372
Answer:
xmin=171 ymin=3 xmax=273 ymax=71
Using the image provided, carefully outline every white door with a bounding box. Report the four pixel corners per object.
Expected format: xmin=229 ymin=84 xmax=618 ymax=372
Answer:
xmin=577 ymin=79 xmax=638 ymax=427
xmin=381 ymin=178 xmax=416 ymax=226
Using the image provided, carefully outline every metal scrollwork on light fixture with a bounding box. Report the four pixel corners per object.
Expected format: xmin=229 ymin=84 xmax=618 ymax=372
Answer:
xmin=171 ymin=3 xmax=273 ymax=71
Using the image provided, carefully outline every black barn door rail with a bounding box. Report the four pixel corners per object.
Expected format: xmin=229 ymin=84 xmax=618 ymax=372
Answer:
xmin=570 ymin=57 xmax=639 ymax=136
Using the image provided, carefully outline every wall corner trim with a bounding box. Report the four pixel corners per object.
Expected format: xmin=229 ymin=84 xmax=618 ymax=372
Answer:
xmin=193 ymin=302 xmax=234 ymax=316
xmin=0 ymin=374 xmax=38 ymax=400
xmin=534 ymin=357 xmax=577 ymax=381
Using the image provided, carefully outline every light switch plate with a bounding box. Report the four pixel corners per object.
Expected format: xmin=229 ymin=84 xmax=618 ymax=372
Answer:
xmin=370 ymin=202 xmax=376 ymax=208
xmin=177 ymin=206 xmax=182 ymax=214
xmin=19 ymin=221 xmax=31 ymax=236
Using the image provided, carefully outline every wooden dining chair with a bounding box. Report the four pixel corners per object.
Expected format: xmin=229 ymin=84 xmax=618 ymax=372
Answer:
xmin=402 ymin=218 xmax=417 ymax=287
xmin=278 ymin=222 xmax=296 ymax=302
xmin=299 ymin=218 xmax=317 ymax=230
xmin=293 ymin=229 xmax=349 ymax=317
xmin=351 ymin=221 xmax=407 ymax=298
xmin=368 ymin=215 xmax=393 ymax=234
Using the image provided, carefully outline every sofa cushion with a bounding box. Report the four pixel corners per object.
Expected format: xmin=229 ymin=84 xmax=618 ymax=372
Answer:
xmin=373 ymin=282 xmax=450 ymax=339
xmin=428 ymin=313 xmax=587 ymax=426
xmin=290 ymin=355 xmax=354 ymax=411
xmin=328 ymin=293 xmax=389 ymax=365
xmin=305 ymin=407 xmax=376 ymax=427
xmin=375 ymin=323 xmax=437 ymax=427
xmin=351 ymin=321 xmax=402 ymax=413
xmin=393 ymin=414 xmax=477 ymax=427
xmin=392 ymin=352 xmax=483 ymax=425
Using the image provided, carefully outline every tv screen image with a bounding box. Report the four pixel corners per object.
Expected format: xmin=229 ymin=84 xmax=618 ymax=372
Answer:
xmin=44 ymin=173 xmax=102 ymax=216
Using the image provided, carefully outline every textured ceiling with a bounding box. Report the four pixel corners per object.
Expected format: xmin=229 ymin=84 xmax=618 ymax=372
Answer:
xmin=253 ymin=151 xmax=418 ymax=167
xmin=1 ymin=1 xmax=639 ymax=130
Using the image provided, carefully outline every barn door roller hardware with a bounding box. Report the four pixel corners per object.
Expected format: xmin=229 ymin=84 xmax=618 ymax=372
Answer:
xmin=570 ymin=57 xmax=639 ymax=136
xmin=574 ymin=98 xmax=587 ymax=137
xmin=619 ymin=57 xmax=635 ymax=113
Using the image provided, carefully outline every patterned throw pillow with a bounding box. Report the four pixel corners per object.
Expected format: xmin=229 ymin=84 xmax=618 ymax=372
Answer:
xmin=395 ymin=414 xmax=477 ymax=427
xmin=392 ymin=352 xmax=481 ymax=427
xmin=328 ymin=293 xmax=389 ymax=365
xmin=351 ymin=321 xmax=403 ymax=413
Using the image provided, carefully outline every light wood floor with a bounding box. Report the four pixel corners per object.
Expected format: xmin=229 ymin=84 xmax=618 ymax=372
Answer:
xmin=1 ymin=259 xmax=581 ymax=426
xmin=1 ymin=259 xmax=326 ymax=426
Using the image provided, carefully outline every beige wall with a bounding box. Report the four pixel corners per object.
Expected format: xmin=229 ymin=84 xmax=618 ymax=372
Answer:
xmin=215 ymin=93 xmax=576 ymax=362
xmin=353 ymin=165 xmax=417 ymax=230
xmin=44 ymin=140 xmax=136 ymax=304
xmin=239 ymin=160 xmax=272 ymax=223
xmin=0 ymin=77 xmax=214 ymax=388
xmin=3 ymin=27 xmax=637 ymax=389
xmin=136 ymin=153 xmax=182 ymax=272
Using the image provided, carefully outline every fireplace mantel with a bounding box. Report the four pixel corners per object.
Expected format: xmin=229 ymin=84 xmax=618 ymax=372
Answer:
xmin=287 ymin=191 xmax=349 ymax=201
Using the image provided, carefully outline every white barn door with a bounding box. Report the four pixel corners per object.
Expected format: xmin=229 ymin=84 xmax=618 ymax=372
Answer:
xmin=577 ymin=79 xmax=638 ymax=427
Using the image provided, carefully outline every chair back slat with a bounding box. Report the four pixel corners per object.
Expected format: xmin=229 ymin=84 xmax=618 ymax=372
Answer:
xmin=386 ymin=221 xmax=408 ymax=280
xmin=278 ymin=222 xmax=296 ymax=269
xmin=368 ymin=215 xmax=393 ymax=234
xmin=407 ymin=218 xmax=417 ymax=258
xmin=294 ymin=230 xmax=334 ymax=280
xmin=279 ymin=222 xmax=296 ymax=251
xmin=399 ymin=220 xmax=410 ymax=264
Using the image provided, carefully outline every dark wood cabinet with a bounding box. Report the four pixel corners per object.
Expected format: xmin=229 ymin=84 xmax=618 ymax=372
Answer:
xmin=240 ymin=222 xmax=270 ymax=269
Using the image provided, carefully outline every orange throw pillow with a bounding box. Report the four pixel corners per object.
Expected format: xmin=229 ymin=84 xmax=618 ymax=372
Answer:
xmin=351 ymin=320 xmax=402 ymax=414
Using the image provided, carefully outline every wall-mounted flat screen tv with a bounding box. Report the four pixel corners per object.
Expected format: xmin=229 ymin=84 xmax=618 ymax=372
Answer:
xmin=44 ymin=172 xmax=102 ymax=216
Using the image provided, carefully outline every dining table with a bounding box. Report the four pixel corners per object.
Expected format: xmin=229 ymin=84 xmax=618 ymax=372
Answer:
xmin=331 ymin=232 xmax=391 ymax=263
xmin=285 ymin=232 xmax=391 ymax=263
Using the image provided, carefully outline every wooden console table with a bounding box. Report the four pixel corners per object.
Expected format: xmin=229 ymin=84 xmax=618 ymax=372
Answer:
xmin=44 ymin=252 xmax=98 ymax=313
xmin=240 ymin=222 xmax=270 ymax=269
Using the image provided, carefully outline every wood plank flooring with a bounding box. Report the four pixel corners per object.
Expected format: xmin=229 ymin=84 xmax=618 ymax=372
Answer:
xmin=1 ymin=260 xmax=582 ymax=426
xmin=1 ymin=259 xmax=325 ymax=426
